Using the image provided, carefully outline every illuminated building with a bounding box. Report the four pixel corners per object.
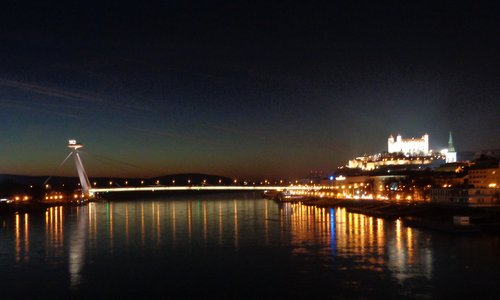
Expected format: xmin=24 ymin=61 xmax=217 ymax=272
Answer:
xmin=445 ymin=132 xmax=457 ymax=163
xmin=348 ymin=154 xmax=435 ymax=171
xmin=388 ymin=134 xmax=429 ymax=155
xmin=469 ymin=160 xmax=499 ymax=189
xmin=432 ymin=160 xmax=500 ymax=206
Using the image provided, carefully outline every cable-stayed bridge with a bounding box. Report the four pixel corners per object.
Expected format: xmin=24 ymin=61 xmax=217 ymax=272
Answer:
xmin=63 ymin=140 xmax=316 ymax=196
xmin=89 ymin=185 xmax=313 ymax=194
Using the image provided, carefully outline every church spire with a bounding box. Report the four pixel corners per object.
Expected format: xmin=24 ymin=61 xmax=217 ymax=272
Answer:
xmin=446 ymin=131 xmax=457 ymax=163
xmin=448 ymin=131 xmax=455 ymax=152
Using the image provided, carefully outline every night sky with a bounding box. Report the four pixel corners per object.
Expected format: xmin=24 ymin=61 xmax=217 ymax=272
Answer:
xmin=1 ymin=1 xmax=499 ymax=179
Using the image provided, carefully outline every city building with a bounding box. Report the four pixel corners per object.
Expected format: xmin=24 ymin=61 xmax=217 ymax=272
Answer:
xmin=430 ymin=188 xmax=469 ymax=205
xmin=431 ymin=160 xmax=500 ymax=206
xmin=388 ymin=134 xmax=429 ymax=155
xmin=468 ymin=160 xmax=499 ymax=189
xmin=467 ymin=159 xmax=500 ymax=206
xmin=432 ymin=161 xmax=469 ymax=189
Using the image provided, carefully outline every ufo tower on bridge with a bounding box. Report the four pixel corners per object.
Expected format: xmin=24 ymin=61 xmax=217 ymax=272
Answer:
xmin=68 ymin=139 xmax=91 ymax=196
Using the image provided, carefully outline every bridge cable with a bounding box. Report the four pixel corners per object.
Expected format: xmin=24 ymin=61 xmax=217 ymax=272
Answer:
xmin=43 ymin=152 xmax=74 ymax=187
xmin=78 ymin=150 xmax=166 ymax=178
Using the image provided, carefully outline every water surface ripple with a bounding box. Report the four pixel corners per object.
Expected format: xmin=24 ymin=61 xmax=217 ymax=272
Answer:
xmin=1 ymin=193 xmax=499 ymax=299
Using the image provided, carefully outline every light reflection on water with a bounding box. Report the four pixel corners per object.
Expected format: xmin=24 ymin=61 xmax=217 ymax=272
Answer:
xmin=0 ymin=195 xmax=499 ymax=298
xmin=283 ymin=204 xmax=432 ymax=284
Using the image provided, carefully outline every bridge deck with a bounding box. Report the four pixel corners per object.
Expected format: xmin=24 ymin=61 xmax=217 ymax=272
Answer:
xmin=89 ymin=185 xmax=318 ymax=193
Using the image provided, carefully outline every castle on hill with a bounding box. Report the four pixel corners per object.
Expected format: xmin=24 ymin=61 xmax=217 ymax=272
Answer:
xmin=348 ymin=132 xmax=457 ymax=170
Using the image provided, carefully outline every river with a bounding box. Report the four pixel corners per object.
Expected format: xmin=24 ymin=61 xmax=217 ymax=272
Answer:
xmin=1 ymin=192 xmax=499 ymax=298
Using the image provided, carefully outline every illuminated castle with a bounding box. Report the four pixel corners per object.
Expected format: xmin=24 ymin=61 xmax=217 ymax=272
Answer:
xmin=388 ymin=134 xmax=429 ymax=155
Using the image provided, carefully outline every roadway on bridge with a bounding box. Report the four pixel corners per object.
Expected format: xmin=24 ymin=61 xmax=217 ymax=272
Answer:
xmin=89 ymin=185 xmax=318 ymax=193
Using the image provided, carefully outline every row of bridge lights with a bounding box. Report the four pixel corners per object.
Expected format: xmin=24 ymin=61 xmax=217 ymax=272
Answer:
xmin=46 ymin=179 xmax=295 ymax=189
xmin=97 ymin=179 xmax=292 ymax=187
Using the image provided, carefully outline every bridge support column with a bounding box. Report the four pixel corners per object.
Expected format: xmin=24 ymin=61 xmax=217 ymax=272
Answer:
xmin=68 ymin=140 xmax=91 ymax=196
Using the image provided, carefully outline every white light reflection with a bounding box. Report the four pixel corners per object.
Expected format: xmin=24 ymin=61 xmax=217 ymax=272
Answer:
xmin=233 ymin=200 xmax=239 ymax=249
xmin=387 ymin=219 xmax=433 ymax=283
xmin=69 ymin=206 xmax=88 ymax=289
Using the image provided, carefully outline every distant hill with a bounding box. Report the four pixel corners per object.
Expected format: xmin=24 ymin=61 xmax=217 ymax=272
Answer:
xmin=473 ymin=149 xmax=500 ymax=160
xmin=455 ymin=149 xmax=500 ymax=163
xmin=457 ymin=151 xmax=476 ymax=162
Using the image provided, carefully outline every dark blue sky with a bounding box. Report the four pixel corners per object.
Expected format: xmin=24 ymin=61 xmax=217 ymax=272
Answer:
xmin=1 ymin=1 xmax=499 ymax=179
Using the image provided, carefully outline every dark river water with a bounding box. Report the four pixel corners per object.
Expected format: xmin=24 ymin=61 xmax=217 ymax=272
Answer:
xmin=1 ymin=192 xmax=499 ymax=299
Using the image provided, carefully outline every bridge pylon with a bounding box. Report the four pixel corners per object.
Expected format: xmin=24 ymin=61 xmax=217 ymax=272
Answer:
xmin=68 ymin=139 xmax=92 ymax=196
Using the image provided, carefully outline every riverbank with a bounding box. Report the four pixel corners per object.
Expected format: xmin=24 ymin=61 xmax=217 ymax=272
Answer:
xmin=299 ymin=198 xmax=500 ymax=234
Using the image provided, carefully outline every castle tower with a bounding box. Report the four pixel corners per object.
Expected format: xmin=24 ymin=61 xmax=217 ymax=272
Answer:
xmin=396 ymin=134 xmax=402 ymax=153
xmin=68 ymin=140 xmax=92 ymax=195
xmin=445 ymin=132 xmax=457 ymax=163
xmin=388 ymin=135 xmax=395 ymax=153
xmin=422 ymin=134 xmax=429 ymax=155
